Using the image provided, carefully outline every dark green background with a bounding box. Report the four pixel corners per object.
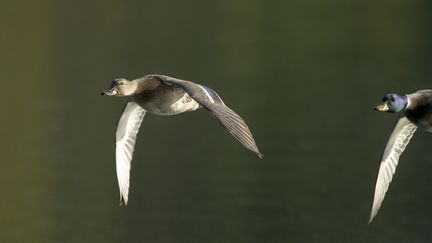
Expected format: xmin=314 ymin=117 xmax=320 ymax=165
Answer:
xmin=1 ymin=0 xmax=432 ymax=242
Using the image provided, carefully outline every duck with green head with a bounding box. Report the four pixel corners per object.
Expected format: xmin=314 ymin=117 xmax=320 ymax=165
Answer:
xmin=370 ymin=90 xmax=432 ymax=223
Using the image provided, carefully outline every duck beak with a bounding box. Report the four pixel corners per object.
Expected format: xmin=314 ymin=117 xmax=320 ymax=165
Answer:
xmin=101 ymin=87 xmax=118 ymax=96
xmin=373 ymin=102 xmax=389 ymax=112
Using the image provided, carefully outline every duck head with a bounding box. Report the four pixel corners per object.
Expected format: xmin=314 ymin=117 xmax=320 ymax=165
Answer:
xmin=374 ymin=93 xmax=408 ymax=113
xmin=101 ymin=78 xmax=137 ymax=96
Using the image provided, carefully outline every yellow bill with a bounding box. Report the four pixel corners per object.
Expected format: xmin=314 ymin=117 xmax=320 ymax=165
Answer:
xmin=374 ymin=102 xmax=389 ymax=112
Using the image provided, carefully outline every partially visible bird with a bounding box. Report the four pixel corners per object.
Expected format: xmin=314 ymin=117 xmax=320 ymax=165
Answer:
xmin=101 ymin=74 xmax=263 ymax=205
xmin=370 ymin=90 xmax=432 ymax=223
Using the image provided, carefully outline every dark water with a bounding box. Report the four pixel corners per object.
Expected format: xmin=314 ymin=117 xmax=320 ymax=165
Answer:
xmin=2 ymin=0 xmax=432 ymax=242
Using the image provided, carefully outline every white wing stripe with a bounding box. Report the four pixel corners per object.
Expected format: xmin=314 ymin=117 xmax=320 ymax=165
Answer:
xmin=198 ymin=85 xmax=215 ymax=103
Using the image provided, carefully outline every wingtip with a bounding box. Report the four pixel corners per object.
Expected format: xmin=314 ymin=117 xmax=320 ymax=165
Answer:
xmin=369 ymin=202 xmax=379 ymax=224
xmin=257 ymin=153 xmax=264 ymax=158
xmin=368 ymin=210 xmax=377 ymax=224
xmin=368 ymin=215 xmax=374 ymax=224
xmin=119 ymin=194 xmax=128 ymax=207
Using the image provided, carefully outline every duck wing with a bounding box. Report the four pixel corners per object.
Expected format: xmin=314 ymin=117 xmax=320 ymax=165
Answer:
xmin=115 ymin=99 xmax=147 ymax=205
xmin=369 ymin=116 xmax=417 ymax=222
xmin=153 ymin=75 xmax=263 ymax=158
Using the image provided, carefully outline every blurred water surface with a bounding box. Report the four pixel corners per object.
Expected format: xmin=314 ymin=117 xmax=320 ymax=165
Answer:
xmin=1 ymin=0 xmax=432 ymax=242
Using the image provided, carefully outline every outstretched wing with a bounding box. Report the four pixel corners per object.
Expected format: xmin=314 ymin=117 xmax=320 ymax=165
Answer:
xmin=115 ymin=99 xmax=146 ymax=205
xmin=369 ymin=117 xmax=417 ymax=222
xmin=153 ymin=75 xmax=263 ymax=158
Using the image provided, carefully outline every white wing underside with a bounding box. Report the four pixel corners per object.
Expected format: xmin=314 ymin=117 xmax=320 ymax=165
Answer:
xmin=115 ymin=100 xmax=146 ymax=205
xmin=370 ymin=117 xmax=417 ymax=222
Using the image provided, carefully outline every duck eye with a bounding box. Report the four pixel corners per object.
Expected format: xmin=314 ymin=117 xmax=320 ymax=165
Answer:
xmin=390 ymin=97 xmax=395 ymax=102
xmin=119 ymin=82 xmax=124 ymax=85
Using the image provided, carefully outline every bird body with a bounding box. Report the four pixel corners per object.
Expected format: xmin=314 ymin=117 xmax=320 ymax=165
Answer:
xmin=405 ymin=90 xmax=432 ymax=131
xmin=102 ymin=74 xmax=263 ymax=205
xmin=133 ymin=82 xmax=200 ymax=115
xmin=370 ymin=89 xmax=432 ymax=222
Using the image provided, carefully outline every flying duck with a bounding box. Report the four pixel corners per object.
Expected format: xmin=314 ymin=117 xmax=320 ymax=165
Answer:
xmin=101 ymin=74 xmax=263 ymax=205
xmin=370 ymin=90 xmax=432 ymax=222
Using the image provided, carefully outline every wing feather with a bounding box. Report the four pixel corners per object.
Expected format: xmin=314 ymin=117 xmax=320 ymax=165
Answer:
xmin=369 ymin=117 xmax=417 ymax=222
xmin=154 ymin=75 xmax=263 ymax=157
xmin=206 ymin=103 xmax=263 ymax=157
xmin=115 ymin=99 xmax=146 ymax=205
